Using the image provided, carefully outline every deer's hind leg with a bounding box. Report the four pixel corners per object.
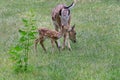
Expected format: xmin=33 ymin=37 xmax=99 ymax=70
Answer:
xmin=35 ymin=38 xmax=40 ymax=52
xmin=54 ymin=23 xmax=61 ymax=49
xmin=40 ymin=37 xmax=46 ymax=52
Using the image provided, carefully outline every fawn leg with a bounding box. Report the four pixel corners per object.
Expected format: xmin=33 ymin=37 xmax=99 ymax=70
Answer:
xmin=55 ymin=40 xmax=58 ymax=47
xmin=34 ymin=38 xmax=39 ymax=52
xmin=40 ymin=38 xmax=46 ymax=52
xmin=55 ymin=41 xmax=60 ymax=51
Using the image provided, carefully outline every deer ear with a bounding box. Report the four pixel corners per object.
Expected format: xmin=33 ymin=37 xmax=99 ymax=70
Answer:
xmin=68 ymin=9 xmax=70 ymax=15
xmin=72 ymin=24 xmax=75 ymax=30
xmin=59 ymin=9 xmax=62 ymax=16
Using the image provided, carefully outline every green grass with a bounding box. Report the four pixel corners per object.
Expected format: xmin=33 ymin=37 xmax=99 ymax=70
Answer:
xmin=0 ymin=0 xmax=120 ymax=80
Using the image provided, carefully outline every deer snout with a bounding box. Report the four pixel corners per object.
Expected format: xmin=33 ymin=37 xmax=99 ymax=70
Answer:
xmin=73 ymin=40 xmax=76 ymax=43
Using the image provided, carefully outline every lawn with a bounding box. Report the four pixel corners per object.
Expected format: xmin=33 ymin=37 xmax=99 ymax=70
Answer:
xmin=0 ymin=0 xmax=120 ymax=80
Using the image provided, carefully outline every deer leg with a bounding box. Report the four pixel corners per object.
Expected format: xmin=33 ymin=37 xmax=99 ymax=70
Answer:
xmin=55 ymin=40 xmax=58 ymax=47
xmin=66 ymin=32 xmax=71 ymax=51
xmin=55 ymin=40 xmax=60 ymax=52
xmin=51 ymin=39 xmax=55 ymax=53
xmin=62 ymin=33 xmax=67 ymax=50
xmin=40 ymin=38 xmax=46 ymax=52
xmin=55 ymin=25 xmax=61 ymax=49
xmin=34 ymin=38 xmax=39 ymax=52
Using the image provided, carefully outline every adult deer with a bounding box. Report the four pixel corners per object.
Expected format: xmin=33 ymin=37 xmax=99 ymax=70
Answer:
xmin=51 ymin=0 xmax=77 ymax=50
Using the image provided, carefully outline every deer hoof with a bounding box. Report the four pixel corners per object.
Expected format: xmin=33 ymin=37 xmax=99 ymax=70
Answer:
xmin=58 ymin=46 xmax=61 ymax=49
xmin=62 ymin=47 xmax=65 ymax=50
xmin=68 ymin=48 xmax=72 ymax=51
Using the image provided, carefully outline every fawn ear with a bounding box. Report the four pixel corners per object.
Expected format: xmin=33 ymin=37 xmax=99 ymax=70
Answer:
xmin=72 ymin=24 xmax=75 ymax=30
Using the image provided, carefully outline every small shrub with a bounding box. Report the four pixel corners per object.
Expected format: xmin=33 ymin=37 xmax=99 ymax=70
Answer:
xmin=9 ymin=10 xmax=37 ymax=72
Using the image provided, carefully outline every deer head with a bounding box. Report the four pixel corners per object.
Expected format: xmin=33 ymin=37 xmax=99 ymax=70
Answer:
xmin=68 ymin=24 xmax=76 ymax=43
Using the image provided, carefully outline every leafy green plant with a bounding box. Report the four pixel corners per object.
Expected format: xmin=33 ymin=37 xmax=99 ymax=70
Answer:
xmin=9 ymin=10 xmax=37 ymax=72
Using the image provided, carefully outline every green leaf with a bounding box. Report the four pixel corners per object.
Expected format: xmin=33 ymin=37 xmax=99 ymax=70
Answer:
xmin=31 ymin=19 xmax=36 ymax=22
xmin=14 ymin=45 xmax=22 ymax=51
xmin=9 ymin=50 xmax=17 ymax=55
xmin=19 ymin=29 xmax=27 ymax=36
xmin=9 ymin=47 xmax=18 ymax=55
xmin=32 ymin=31 xmax=37 ymax=34
xmin=28 ymin=32 xmax=35 ymax=39
xmin=31 ymin=26 xmax=36 ymax=30
xmin=9 ymin=56 xmax=16 ymax=60
xmin=22 ymin=18 xmax=29 ymax=27
xmin=19 ymin=36 xmax=27 ymax=42
xmin=28 ymin=42 xmax=33 ymax=46
xmin=24 ymin=56 xmax=28 ymax=62
xmin=22 ymin=18 xmax=28 ymax=23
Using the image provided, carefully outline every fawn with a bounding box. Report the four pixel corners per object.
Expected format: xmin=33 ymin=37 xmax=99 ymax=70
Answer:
xmin=35 ymin=26 xmax=65 ymax=52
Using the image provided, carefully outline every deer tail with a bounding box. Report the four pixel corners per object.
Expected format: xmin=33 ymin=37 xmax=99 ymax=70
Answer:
xmin=65 ymin=0 xmax=77 ymax=9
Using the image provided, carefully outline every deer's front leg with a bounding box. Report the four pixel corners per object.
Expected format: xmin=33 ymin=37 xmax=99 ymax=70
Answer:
xmin=51 ymin=39 xmax=55 ymax=53
xmin=62 ymin=33 xmax=67 ymax=50
xmin=55 ymin=26 xmax=61 ymax=49
xmin=63 ymin=32 xmax=71 ymax=51
xmin=66 ymin=32 xmax=71 ymax=51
